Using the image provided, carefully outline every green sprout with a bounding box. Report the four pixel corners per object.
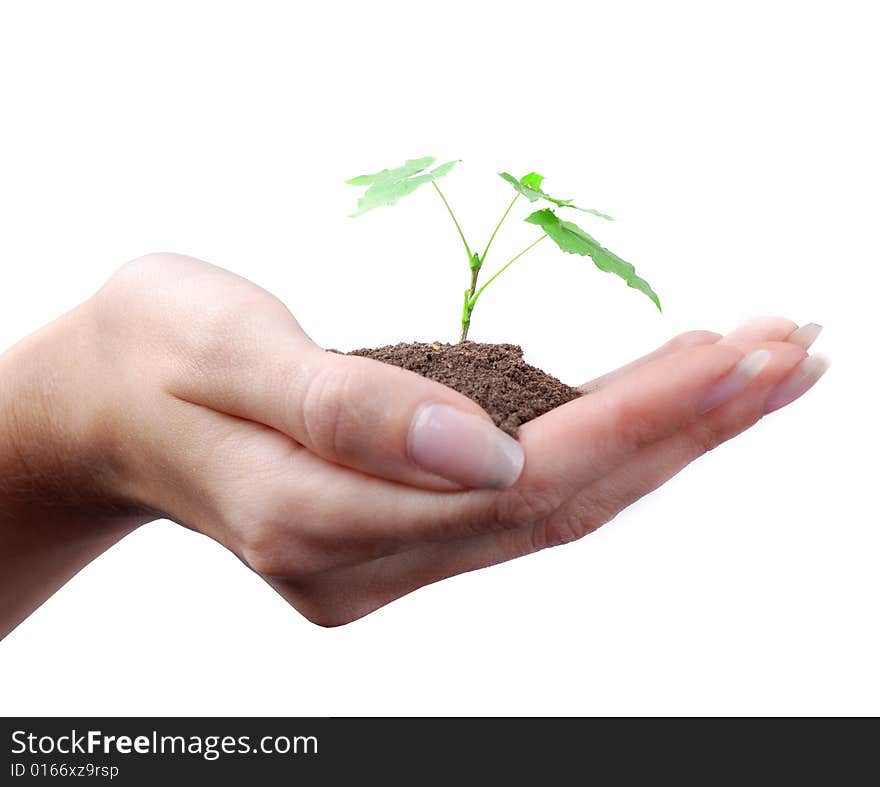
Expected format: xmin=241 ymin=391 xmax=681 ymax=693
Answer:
xmin=347 ymin=157 xmax=661 ymax=341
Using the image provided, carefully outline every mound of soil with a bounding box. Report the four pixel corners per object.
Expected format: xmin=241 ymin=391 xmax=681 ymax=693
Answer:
xmin=348 ymin=341 xmax=582 ymax=436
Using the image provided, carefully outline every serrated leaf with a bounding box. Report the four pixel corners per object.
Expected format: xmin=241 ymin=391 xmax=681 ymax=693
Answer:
xmin=499 ymin=171 xmax=614 ymax=220
xmin=426 ymin=160 xmax=457 ymax=180
xmin=347 ymin=157 xmax=458 ymax=216
xmin=525 ymin=208 xmax=661 ymax=310
xmin=345 ymin=157 xmax=435 ymax=187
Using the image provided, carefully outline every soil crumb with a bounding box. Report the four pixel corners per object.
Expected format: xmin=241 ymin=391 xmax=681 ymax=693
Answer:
xmin=347 ymin=341 xmax=582 ymax=436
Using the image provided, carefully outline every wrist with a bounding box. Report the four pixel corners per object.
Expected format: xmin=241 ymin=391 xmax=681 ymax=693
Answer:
xmin=0 ymin=301 xmax=151 ymax=638
xmin=0 ymin=302 xmax=138 ymax=520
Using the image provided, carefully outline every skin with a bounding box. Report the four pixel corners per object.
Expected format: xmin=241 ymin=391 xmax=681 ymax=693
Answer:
xmin=0 ymin=253 xmax=826 ymax=636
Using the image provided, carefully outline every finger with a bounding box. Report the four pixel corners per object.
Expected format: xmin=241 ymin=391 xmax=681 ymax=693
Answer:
xmin=522 ymin=310 xmax=821 ymax=502
xmin=266 ymin=342 xmax=816 ymax=626
xmin=271 ymin=341 xmax=798 ymax=574
xmin=578 ymin=316 xmax=818 ymax=395
xmin=189 ymin=310 xmax=818 ymax=578
xmin=392 ymin=342 xmax=804 ymax=571
xmin=237 ymin=320 xmax=817 ymax=572
xmin=535 ymin=340 xmax=810 ymax=547
xmin=172 ymin=327 xmax=524 ymax=491
xmin=519 ymin=342 xmax=749 ymax=501
xmin=285 ymin=324 xmax=807 ymax=558
xmin=719 ymin=316 xmax=798 ymax=350
xmin=579 ymin=330 xmax=722 ymax=392
xmin=763 ymin=354 xmax=830 ymax=413
xmin=218 ymin=339 xmax=820 ymax=578
xmin=786 ymin=323 xmax=823 ymax=351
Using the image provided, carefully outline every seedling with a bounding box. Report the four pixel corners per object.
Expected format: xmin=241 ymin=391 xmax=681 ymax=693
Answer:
xmin=347 ymin=157 xmax=661 ymax=341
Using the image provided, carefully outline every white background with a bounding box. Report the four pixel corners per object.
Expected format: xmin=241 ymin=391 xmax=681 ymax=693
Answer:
xmin=0 ymin=0 xmax=877 ymax=716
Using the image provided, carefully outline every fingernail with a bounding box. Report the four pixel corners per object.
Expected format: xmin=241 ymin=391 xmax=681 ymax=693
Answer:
xmin=763 ymin=354 xmax=830 ymax=414
xmin=697 ymin=349 xmax=772 ymax=414
xmin=787 ymin=323 xmax=823 ymax=350
xmin=408 ymin=404 xmax=525 ymax=489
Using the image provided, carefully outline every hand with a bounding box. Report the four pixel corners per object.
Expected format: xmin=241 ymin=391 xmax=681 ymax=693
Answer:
xmin=0 ymin=253 xmax=828 ymax=632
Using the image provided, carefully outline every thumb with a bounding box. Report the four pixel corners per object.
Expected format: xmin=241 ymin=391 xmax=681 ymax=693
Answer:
xmin=177 ymin=336 xmax=524 ymax=490
xmin=281 ymin=346 xmax=525 ymax=489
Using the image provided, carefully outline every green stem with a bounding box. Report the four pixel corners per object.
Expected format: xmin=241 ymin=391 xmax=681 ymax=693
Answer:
xmin=459 ymin=262 xmax=483 ymax=342
xmin=480 ymin=194 xmax=519 ymax=266
xmin=460 ymin=289 xmax=472 ymax=342
xmin=432 ymin=181 xmax=472 ymax=261
xmin=469 ymin=234 xmax=548 ymax=309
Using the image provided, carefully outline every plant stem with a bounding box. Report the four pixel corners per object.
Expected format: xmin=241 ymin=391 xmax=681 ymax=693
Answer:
xmin=480 ymin=193 xmax=519 ymax=267
xmin=432 ymin=182 xmax=484 ymax=341
xmin=468 ymin=234 xmax=548 ymax=310
xmin=460 ymin=288 xmax=473 ymax=341
xmin=459 ymin=263 xmax=481 ymax=342
xmin=459 ymin=194 xmax=523 ymax=341
xmin=432 ymin=181 xmax=472 ymax=261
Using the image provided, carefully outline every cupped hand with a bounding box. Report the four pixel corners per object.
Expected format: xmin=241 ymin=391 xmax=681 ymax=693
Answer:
xmin=66 ymin=254 xmax=829 ymax=625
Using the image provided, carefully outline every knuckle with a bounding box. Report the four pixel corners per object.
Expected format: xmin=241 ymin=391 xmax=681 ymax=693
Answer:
xmin=535 ymin=499 xmax=608 ymax=550
xmin=297 ymin=364 xmax=350 ymax=458
xmin=296 ymin=360 xmax=377 ymax=461
xmin=491 ymin=483 xmax=563 ymax=532
xmin=688 ymin=420 xmax=726 ymax=455
xmin=229 ymin=498 xmax=310 ymax=580
xmin=104 ymin=253 xmax=301 ymax=371
xmin=237 ymin=513 xmax=349 ymax=581
xmin=111 ymin=252 xmax=185 ymax=280
xmin=101 ymin=253 xmax=198 ymax=302
xmin=667 ymin=330 xmax=722 ymax=351
xmin=689 ymin=403 xmax=761 ymax=456
xmin=606 ymin=397 xmax=660 ymax=454
xmin=238 ymin=522 xmax=294 ymax=579
xmin=240 ymin=539 xmax=291 ymax=579
xmin=92 ymin=254 xmax=180 ymax=313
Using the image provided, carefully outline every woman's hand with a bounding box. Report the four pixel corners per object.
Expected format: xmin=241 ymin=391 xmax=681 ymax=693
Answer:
xmin=0 ymin=253 xmax=828 ymax=632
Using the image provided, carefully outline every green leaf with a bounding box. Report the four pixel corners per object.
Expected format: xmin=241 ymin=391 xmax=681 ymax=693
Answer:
xmin=524 ymin=208 xmax=661 ymax=310
xmin=520 ymin=171 xmax=545 ymax=191
xmin=499 ymin=171 xmax=549 ymax=203
xmin=426 ymin=159 xmax=458 ymax=180
xmin=345 ymin=157 xmax=435 ymax=187
xmin=346 ymin=157 xmax=458 ymax=216
xmin=499 ymin=171 xmax=614 ymax=220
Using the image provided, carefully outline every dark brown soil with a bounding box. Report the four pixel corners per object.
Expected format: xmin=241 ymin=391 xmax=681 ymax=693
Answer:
xmin=348 ymin=341 xmax=582 ymax=436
